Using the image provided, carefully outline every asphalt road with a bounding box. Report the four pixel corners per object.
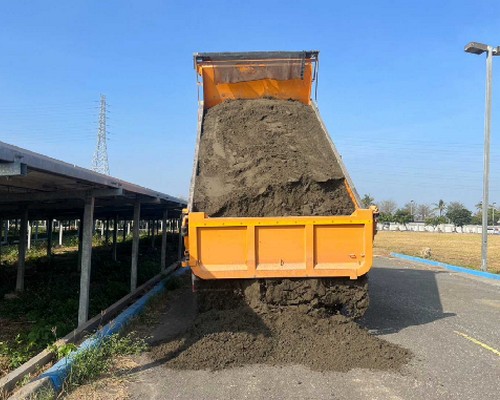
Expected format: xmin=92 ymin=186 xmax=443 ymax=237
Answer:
xmin=90 ymin=257 xmax=500 ymax=399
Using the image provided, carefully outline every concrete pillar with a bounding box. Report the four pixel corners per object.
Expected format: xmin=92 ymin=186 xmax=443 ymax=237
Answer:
xmin=100 ymin=220 xmax=104 ymax=238
xmin=105 ymin=218 xmax=110 ymax=245
xmin=177 ymin=218 xmax=183 ymax=261
xmin=131 ymin=200 xmax=141 ymax=291
xmin=151 ymin=220 xmax=156 ymax=249
xmin=112 ymin=215 xmax=118 ymax=261
xmin=0 ymin=219 xmax=3 ymax=261
xmin=58 ymin=220 xmax=63 ymax=246
xmin=46 ymin=219 xmax=53 ymax=257
xmin=27 ymin=222 xmax=32 ymax=250
xmin=122 ymin=220 xmax=127 ymax=242
xmin=161 ymin=210 xmax=168 ymax=271
xmin=78 ymin=196 xmax=95 ymax=327
xmin=77 ymin=218 xmax=83 ymax=272
xmin=35 ymin=221 xmax=39 ymax=241
xmin=16 ymin=209 xmax=28 ymax=292
xmin=127 ymin=222 xmax=131 ymax=236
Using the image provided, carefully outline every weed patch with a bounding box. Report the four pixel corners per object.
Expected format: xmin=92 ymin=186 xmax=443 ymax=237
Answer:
xmin=62 ymin=332 xmax=147 ymax=393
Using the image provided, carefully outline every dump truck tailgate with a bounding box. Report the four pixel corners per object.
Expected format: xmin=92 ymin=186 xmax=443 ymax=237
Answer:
xmin=183 ymin=209 xmax=374 ymax=280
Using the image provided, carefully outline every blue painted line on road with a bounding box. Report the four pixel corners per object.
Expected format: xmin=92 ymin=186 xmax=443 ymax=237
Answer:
xmin=390 ymin=252 xmax=500 ymax=281
xmin=38 ymin=267 xmax=190 ymax=392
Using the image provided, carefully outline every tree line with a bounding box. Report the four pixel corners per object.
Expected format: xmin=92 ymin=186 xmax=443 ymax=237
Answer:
xmin=361 ymin=195 xmax=499 ymax=227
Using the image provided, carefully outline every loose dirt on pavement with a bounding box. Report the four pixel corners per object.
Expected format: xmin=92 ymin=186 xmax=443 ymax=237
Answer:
xmin=148 ymin=276 xmax=410 ymax=374
xmin=152 ymin=298 xmax=411 ymax=373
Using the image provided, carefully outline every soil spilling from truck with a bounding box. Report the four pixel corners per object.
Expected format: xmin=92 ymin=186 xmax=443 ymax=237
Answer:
xmin=192 ymin=98 xmax=367 ymax=317
xmin=147 ymin=272 xmax=411 ymax=373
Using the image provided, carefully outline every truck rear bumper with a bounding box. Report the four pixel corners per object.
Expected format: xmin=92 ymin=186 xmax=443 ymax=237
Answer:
xmin=182 ymin=210 xmax=375 ymax=280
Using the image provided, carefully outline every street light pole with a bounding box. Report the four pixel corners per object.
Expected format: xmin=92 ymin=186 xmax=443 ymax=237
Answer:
xmin=465 ymin=42 xmax=499 ymax=272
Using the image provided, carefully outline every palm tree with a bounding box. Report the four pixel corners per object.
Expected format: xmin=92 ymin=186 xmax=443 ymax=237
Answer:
xmin=361 ymin=194 xmax=375 ymax=208
xmin=433 ymin=199 xmax=446 ymax=217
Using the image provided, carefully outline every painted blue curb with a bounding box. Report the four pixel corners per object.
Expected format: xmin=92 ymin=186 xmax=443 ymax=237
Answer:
xmin=390 ymin=252 xmax=500 ymax=281
xmin=39 ymin=267 xmax=189 ymax=392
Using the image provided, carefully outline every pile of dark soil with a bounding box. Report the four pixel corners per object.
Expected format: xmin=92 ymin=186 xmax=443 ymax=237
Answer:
xmin=193 ymin=98 xmax=355 ymax=217
xmin=152 ymin=305 xmax=411 ymax=372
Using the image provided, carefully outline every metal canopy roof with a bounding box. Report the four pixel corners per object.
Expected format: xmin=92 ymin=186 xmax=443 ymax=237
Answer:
xmin=0 ymin=141 xmax=186 ymax=220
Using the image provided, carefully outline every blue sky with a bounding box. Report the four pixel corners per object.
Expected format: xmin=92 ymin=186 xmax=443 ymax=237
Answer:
xmin=1 ymin=0 xmax=499 ymax=210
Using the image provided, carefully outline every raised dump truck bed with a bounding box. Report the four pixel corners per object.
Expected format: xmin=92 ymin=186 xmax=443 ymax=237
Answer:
xmin=182 ymin=51 xmax=377 ymax=317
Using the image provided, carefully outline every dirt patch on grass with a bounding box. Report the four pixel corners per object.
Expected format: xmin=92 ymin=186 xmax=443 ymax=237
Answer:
xmin=65 ymin=356 xmax=139 ymax=400
xmin=193 ymin=98 xmax=355 ymax=217
xmin=0 ymin=355 xmax=9 ymax=377
xmin=375 ymin=231 xmax=500 ymax=274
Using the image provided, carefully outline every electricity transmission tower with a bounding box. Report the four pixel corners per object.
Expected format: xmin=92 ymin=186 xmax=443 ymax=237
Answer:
xmin=92 ymin=94 xmax=110 ymax=175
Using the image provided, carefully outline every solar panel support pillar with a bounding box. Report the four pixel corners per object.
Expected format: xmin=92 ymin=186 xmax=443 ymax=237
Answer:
xmin=122 ymin=220 xmax=127 ymax=242
xmin=27 ymin=222 xmax=32 ymax=250
xmin=112 ymin=215 xmax=118 ymax=261
xmin=16 ymin=208 xmax=28 ymax=292
xmin=161 ymin=210 xmax=168 ymax=271
xmin=78 ymin=196 xmax=95 ymax=327
xmin=58 ymin=220 xmax=63 ymax=246
xmin=46 ymin=219 xmax=53 ymax=257
xmin=131 ymin=199 xmax=141 ymax=291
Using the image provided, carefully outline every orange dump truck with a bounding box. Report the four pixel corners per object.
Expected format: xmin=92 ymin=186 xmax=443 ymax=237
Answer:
xmin=181 ymin=51 xmax=377 ymax=317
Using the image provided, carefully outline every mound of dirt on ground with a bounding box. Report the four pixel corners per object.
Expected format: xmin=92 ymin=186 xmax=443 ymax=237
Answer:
xmin=152 ymin=305 xmax=411 ymax=372
xmin=193 ymin=98 xmax=355 ymax=217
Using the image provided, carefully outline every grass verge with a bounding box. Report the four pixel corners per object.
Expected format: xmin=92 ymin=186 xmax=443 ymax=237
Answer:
xmin=375 ymin=231 xmax=500 ymax=274
xmin=61 ymin=332 xmax=147 ymax=394
xmin=21 ymin=332 xmax=147 ymax=400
